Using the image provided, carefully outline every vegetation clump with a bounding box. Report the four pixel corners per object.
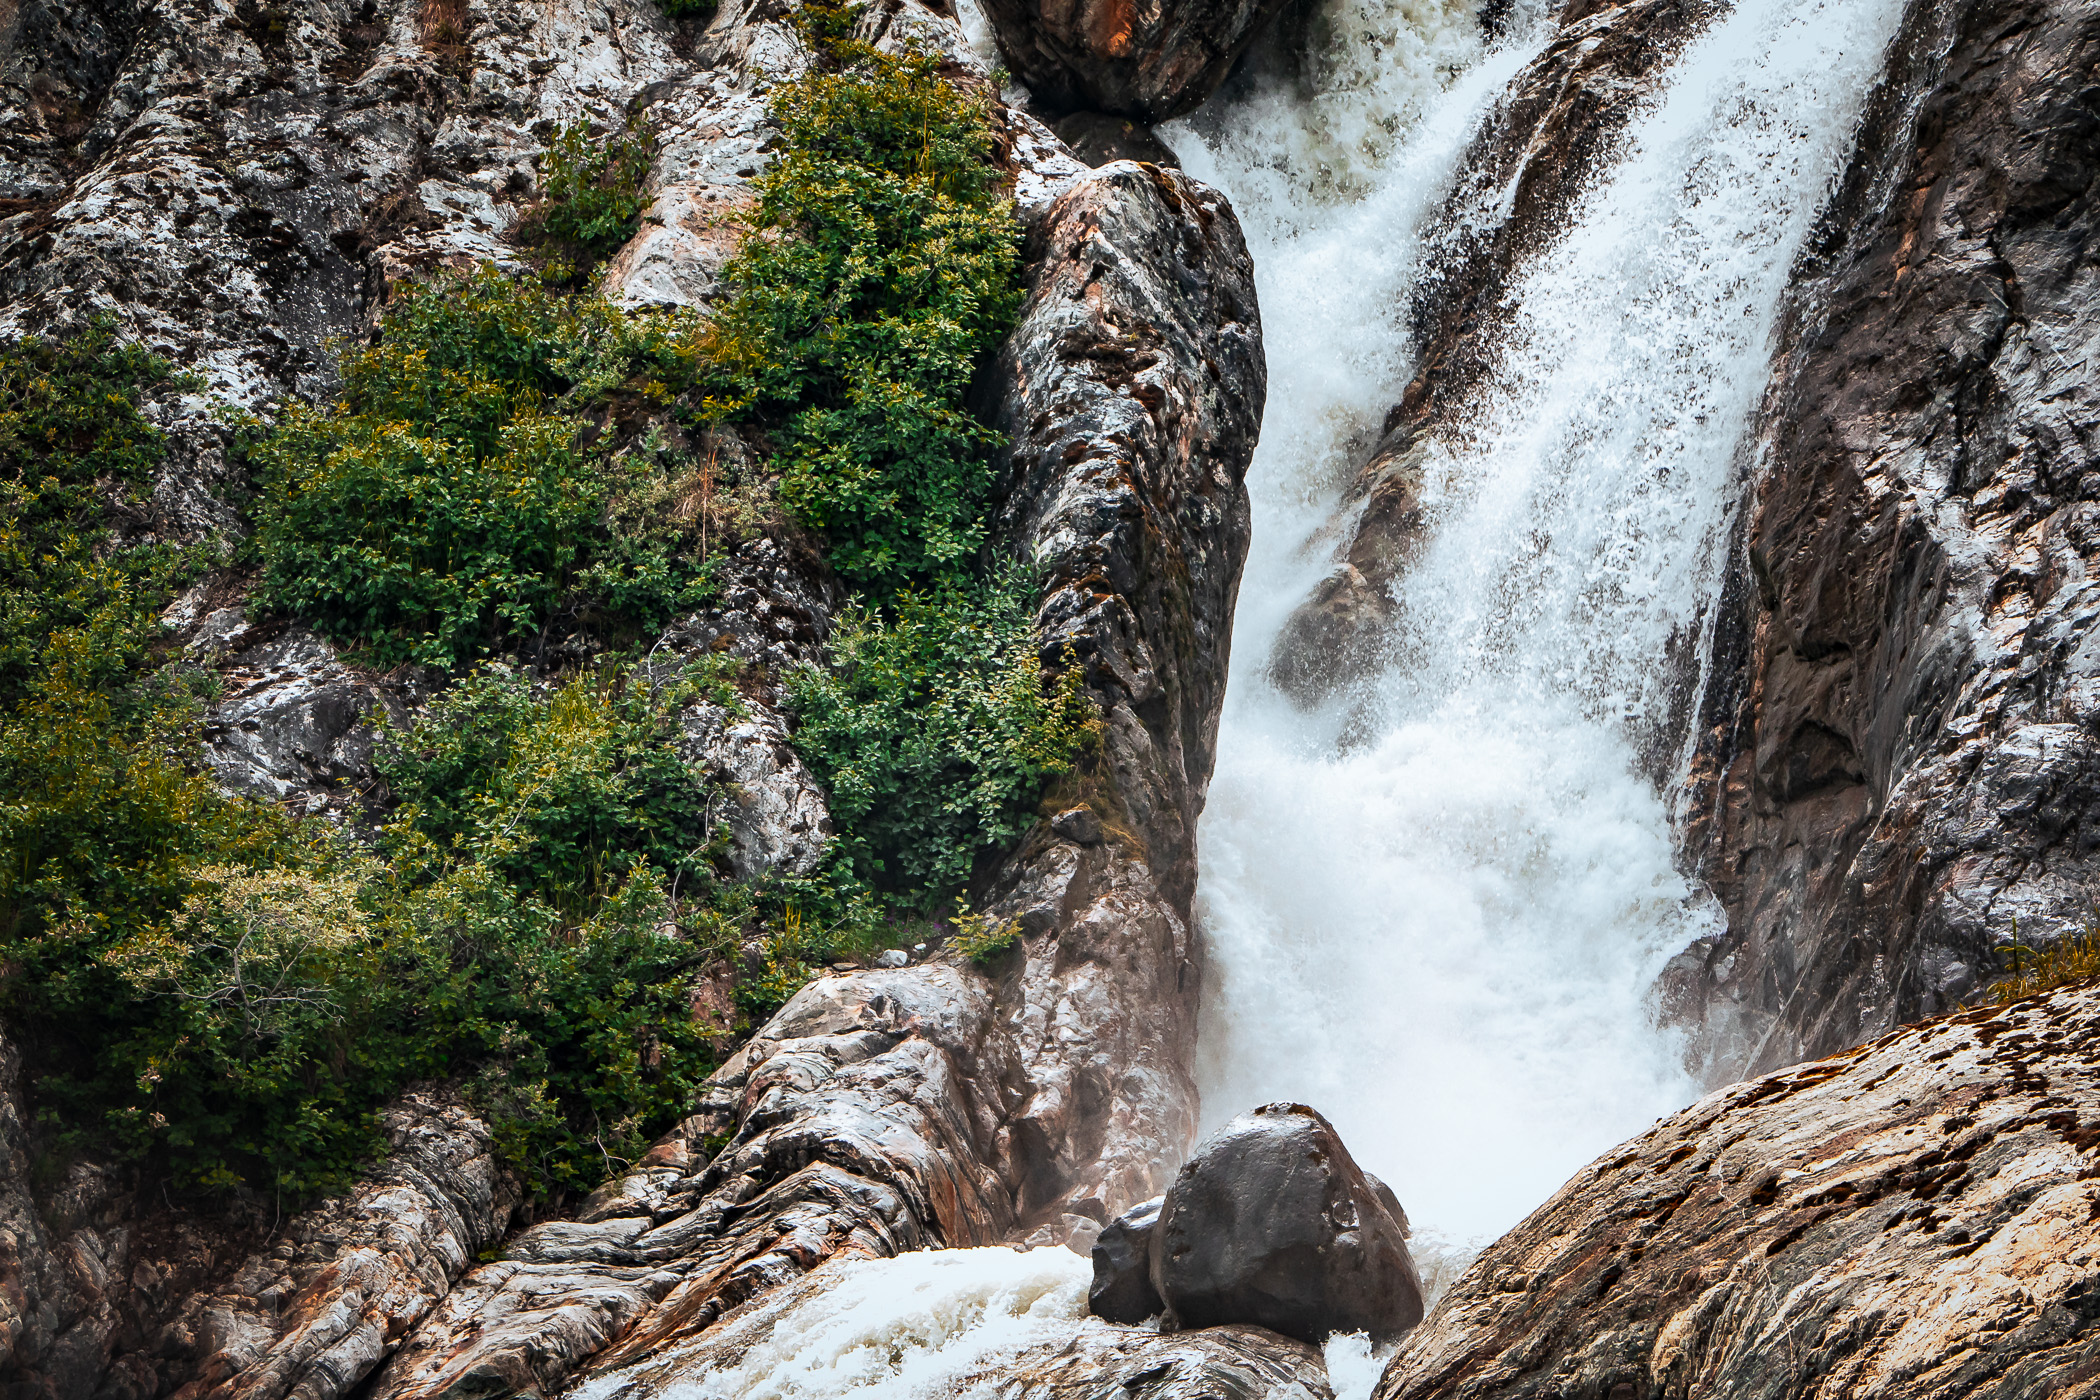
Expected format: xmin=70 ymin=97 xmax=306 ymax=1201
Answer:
xmin=251 ymin=269 xmax=712 ymax=670
xmin=1990 ymin=922 xmax=2100 ymax=1004
xmin=519 ymin=114 xmax=661 ymax=287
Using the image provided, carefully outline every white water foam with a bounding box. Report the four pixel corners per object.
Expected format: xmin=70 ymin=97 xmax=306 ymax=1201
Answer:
xmin=1172 ymin=0 xmax=1909 ymax=1247
xmin=571 ymin=1248 xmax=1093 ymax=1400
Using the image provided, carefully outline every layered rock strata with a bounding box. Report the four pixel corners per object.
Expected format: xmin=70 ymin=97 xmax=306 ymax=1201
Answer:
xmin=1674 ymin=0 xmax=2100 ymax=1076
xmin=1377 ymin=982 xmax=2100 ymax=1400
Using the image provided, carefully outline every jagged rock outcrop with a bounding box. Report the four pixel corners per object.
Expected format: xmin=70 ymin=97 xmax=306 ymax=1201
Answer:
xmin=1151 ymin=1103 xmax=1424 ymax=1345
xmin=1376 ymin=982 xmax=2100 ymax=1400
xmin=1267 ymin=0 xmax=1719 ymax=707
xmin=0 ymin=0 xmax=1259 ymax=1394
xmin=1673 ymin=0 xmax=2100 ymax=1076
xmin=977 ymin=0 xmax=1294 ymax=122
xmin=365 ymin=149 xmax=1261 ymax=1400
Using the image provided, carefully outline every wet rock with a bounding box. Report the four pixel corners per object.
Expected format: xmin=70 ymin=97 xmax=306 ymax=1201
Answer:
xmin=1154 ymin=1104 xmax=1424 ymax=1346
xmin=1675 ymin=0 xmax=2100 ymax=1076
xmin=1054 ymin=111 xmax=1180 ymax=168
xmin=1088 ymin=1195 xmax=1164 ymax=1323
xmin=1376 ymin=983 xmax=2100 ymax=1400
xmin=979 ymin=0 xmax=1294 ymax=121
xmin=993 ymin=1320 xmax=1334 ymax=1399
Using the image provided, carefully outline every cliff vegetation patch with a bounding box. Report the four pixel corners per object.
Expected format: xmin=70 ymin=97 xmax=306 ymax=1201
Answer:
xmin=0 ymin=5 xmax=1090 ymax=1208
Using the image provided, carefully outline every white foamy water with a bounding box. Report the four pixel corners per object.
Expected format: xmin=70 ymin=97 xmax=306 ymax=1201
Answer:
xmin=1171 ymin=0 xmax=1909 ymax=1246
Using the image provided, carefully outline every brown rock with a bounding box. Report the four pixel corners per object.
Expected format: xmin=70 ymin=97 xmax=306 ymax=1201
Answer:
xmin=1376 ymin=983 xmax=2100 ymax=1400
xmin=978 ymin=0 xmax=1296 ymax=121
xmin=991 ymin=1320 xmax=1335 ymax=1399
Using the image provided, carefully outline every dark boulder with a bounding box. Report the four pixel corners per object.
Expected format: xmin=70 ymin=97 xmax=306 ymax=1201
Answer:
xmin=979 ymin=0 xmax=1294 ymax=121
xmin=1090 ymin=1195 xmax=1166 ymax=1323
xmin=1152 ymin=1103 xmax=1425 ymax=1345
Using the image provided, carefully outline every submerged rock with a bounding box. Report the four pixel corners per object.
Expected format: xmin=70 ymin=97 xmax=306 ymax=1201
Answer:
xmin=1377 ymin=982 xmax=2100 ymax=1400
xmin=1152 ymin=1103 xmax=1425 ymax=1346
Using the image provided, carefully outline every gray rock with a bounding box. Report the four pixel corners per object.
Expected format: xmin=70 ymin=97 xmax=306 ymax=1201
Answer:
xmin=979 ymin=0 xmax=1296 ymax=121
xmin=1673 ymin=0 xmax=2100 ymax=1077
xmin=1154 ymin=1103 xmax=1424 ymax=1346
xmin=1089 ymin=1194 xmax=1165 ymax=1323
xmin=1377 ymin=983 xmax=2100 ymax=1400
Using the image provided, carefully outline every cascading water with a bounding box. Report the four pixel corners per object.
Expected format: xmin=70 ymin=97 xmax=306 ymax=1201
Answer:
xmin=1167 ymin=0 xmax=1908 ymax=1257
xmin=600 ymin=2 xmax=1912 ymax=1395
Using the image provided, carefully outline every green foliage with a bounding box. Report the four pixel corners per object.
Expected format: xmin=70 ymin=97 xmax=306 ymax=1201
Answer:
xmin=252 ymin=269 xmax=712 ymax=671
xmin=658 ymin=0 xmax=716 ymax=17
xmin=521 ymin=115 xmax=659 ymax=287
xmin=701 ymin=10 xmax=1024 ymax=592
xmin=786 ymin=571 xmax=1093 ymax=909
xmin=948 ymin=902 xmax=1021 ymax=966
xmin=0 ymin=322 xmax=192 ymax=702
xmin=375 ymin=662 xmax=722 ymax=920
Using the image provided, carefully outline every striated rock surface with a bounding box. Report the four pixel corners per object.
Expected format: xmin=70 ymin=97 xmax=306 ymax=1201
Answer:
xmin=978 ymin=0 xmax=1294 ymax=122
xmin=991 ymin=1320 xmax=1334 ymax=1399
xmin=163 ymin=1095 xmax=518 ymax=1400
xmin=1152 ymin=1103 xmax=1423 ymax=1346
xmin=1674 ymin=0 xmax=2100 ymax=1075
xmin=0 ymin=1029 xmax=515 ymax=1400
xmin=1376 ymin=982 xmax=2100 ymax=1400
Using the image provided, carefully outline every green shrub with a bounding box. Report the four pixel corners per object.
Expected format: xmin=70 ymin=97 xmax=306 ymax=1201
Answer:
xmin=521 ymin=115 xmax=659 ymax=286
xmin=252 ymin=270 xmax=712 ymax=670
xmin=0 ymin=322 xmax=193 ymax=701
xmin=376 ymin=662 xmax=724 ymax=919
xmin=785 ymin=571 xmax=1093 ymax=909
xmin=700 ymin=11 xmax=1024 ymax=592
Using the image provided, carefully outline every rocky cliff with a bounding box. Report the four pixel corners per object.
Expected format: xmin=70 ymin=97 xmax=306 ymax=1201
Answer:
xmin=0 ymin=0 xmax=1261 ymax=1395
xmin=1672 ymin=0 xmax=2100 ymax=1078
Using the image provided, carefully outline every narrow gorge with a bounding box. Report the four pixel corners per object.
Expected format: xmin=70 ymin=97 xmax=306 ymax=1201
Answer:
xmin=1 ymin=0 xmax=2096 ymax=1393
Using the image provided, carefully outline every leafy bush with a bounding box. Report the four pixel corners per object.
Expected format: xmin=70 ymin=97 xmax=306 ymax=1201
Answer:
xmin=0 ymin=322 xmax=193 ymax=701
xmin=252 ymin=270 xmax=712 ymax=670
xmin=520 ymin=115 xmax=659 ymax=286
xmin=376 ymin=662 xmax=723 ymax=919
xmin=700 ymin=10 xmax=1024 ymax=591
xmin=786 ymin=572 xmax=1093 ymax=908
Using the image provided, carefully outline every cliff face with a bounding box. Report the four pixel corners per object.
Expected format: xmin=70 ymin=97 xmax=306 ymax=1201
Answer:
xmin=1673 ymin=0 xmax=2100 ymax=1078
xmin=0 ymin=0 xmax=1260 ymax=1395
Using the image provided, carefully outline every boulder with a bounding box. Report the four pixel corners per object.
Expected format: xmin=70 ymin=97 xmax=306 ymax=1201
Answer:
xmin=978 ymin=0 xmax=1294 ymax=121
xmin=1376 ymin=983 xmax=2100 ymax=1400
xmin=1152 ymin=1103 xmax=1425 ymax=1345
xmin=1089 ymin=1195 xmax=1165 ymax=1323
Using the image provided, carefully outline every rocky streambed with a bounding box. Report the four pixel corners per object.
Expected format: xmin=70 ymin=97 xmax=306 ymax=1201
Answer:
xmin=2 ymin=0 xmax=2099 ymax=1393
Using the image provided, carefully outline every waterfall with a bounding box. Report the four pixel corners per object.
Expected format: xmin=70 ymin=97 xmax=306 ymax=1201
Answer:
xmin=1166 ymin=0 xmax=1906 ymax=1250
